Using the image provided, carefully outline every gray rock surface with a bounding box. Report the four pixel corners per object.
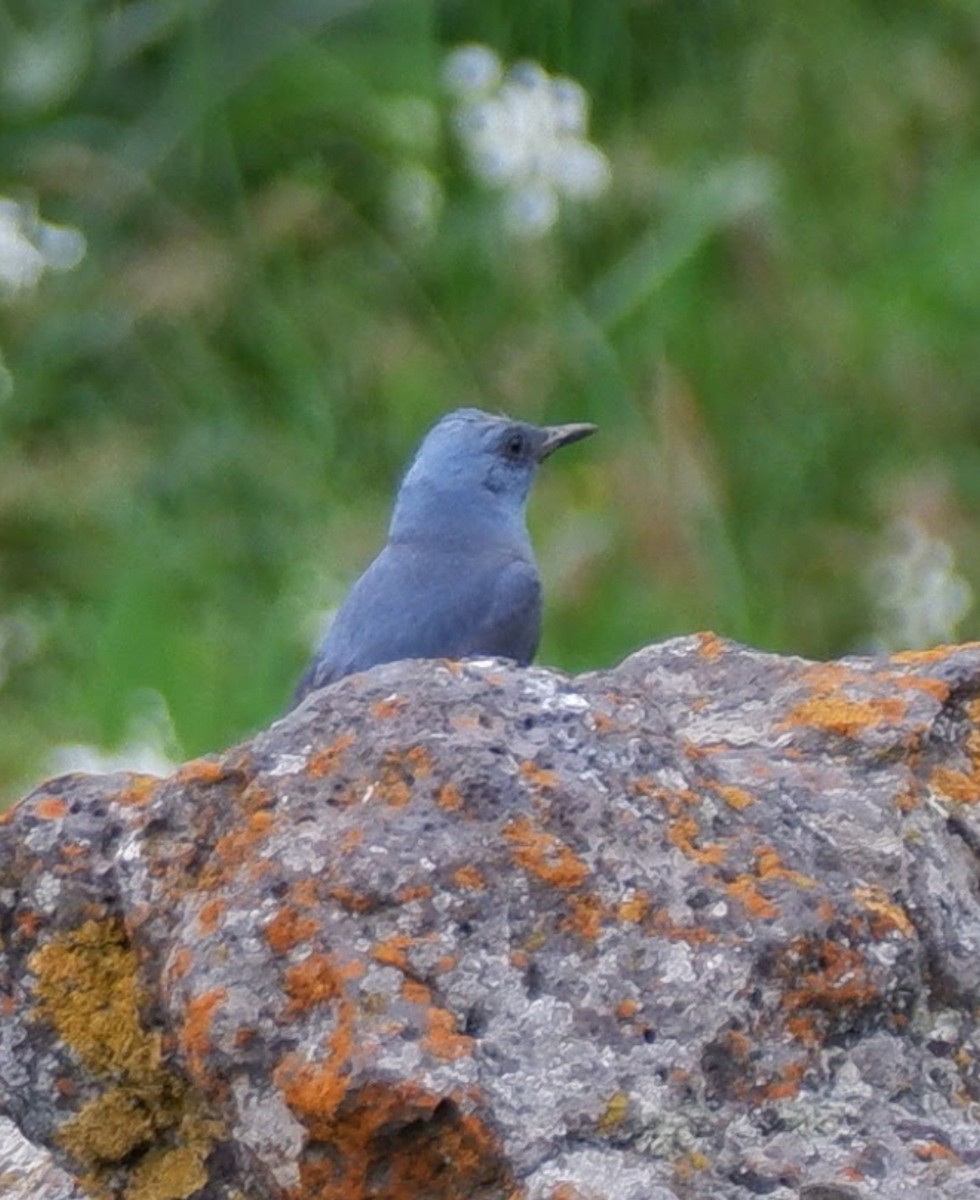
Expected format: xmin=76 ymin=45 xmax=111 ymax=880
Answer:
xmin=4 ymin=634 xmax=980 ymax=1199
xmin=0 ymin=1116 xmax=84 ymax=1200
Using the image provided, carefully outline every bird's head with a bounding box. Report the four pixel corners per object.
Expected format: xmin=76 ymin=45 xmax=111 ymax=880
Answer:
xmin=391 ymin=410 xmax=597 ymax=547
xmin=393 ymin=409 xmax=595 ymax=538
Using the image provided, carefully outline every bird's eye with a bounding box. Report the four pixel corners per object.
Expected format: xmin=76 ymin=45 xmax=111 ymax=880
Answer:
xmin=504 ymin=432 xmax=526 ymax=459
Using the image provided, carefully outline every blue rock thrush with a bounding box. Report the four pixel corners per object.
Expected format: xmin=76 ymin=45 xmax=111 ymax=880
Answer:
xmin=293 ymin=408 xmax=596 ymax=701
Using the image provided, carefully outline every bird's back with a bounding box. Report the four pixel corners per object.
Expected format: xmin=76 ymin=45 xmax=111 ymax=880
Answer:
xmin=293 ymin=538 xmax=541 ymax=701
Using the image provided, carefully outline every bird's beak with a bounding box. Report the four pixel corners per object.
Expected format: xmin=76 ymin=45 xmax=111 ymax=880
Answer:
xmin=536 ymin=422 xmax=597 ymax=461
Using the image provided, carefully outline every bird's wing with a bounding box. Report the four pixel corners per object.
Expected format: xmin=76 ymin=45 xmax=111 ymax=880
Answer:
xmin=460 ymin=553 xmax=541 ymax=665
xmin=292 ymin=545 xmax=541 ymax=704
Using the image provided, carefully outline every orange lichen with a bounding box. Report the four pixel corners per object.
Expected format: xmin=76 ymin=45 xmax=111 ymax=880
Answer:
xmin=912 ymin=1141 xmax=960 ymax=1162
xmin=264 ymin=906 xmax=319 ymax=955
xmin=285 ymin=954 xmax=342 ymax=1015
xmin=452 ymin=865 xmax=486 ymax=891
xmin=115 ymin=776 xmax=160 ymax=808
xmin=167 ymin=947 xmax=192 ymax=984
xmin=615 ymin=998 xmax=639 ymax=1020
xmin=277 ymin=1048 xmax=349 ymax=1128
xmin=931 ymin=766 xmax=980 ymax=804
xmin=713 ymin=784 xmax=756 ymax=811
xmin=617 ymin=892 xmax=650 ymax=923
xmin=278 ymin=983 xmax=357 ymax=1133
xmin=291 ymin=878 xmax=319 ymax=908
xmin=780 ymin=938 xmax=879 ymax=1044
xmin=591 ymin=711 xmax=619 ymax=735
xmin=400 ymin=979 xmax=431 ymax=1005
xmin=667 ymin=815 xmax=726 ymax=866
xmin=372 ymin=745 xmax=434 ymax=808
xmin=32 ymin=796 xmax=68 ymax=820
xmin=397 ymin=883 xmax=433 ymax=903
xmin=338 ymin=828 xmax=365 ymax=853
xmin=697 ymin=631 xmax=727 ymax=660
xmin=436 ymin=783 xmax=464 ymax=811
xmin=894 ymin=787 xmax=921 ymax=813
xmin=754 ymin=846 xmax=816 ymax=889
xmin=550 ymin=1186 xmax=589 ymax=1200
xmin=377 ymin=774 xmax=410 ymax=808
xmin=783 ymin=694 xmax=907 ymax=738
xmin=287 ymin=1083 xmax=512 ymax=1200
xmin=564 ymin=892 xmax=605 ymax=942
xmin=422 ymin=1007 xmax=473 ymax=1061
xmin=206 ymin=818 xmax=275 ymax=884
xmin=891 ymin=644 xmax=970 ymax=665
xmin=520 ymin=761 xmax=559 ymax=791
xmin=249 ymin=809 xmax=275 ymax=834
xmin=647 ymin=909 xmax=720 ymax=944
xmin=631 ymin=777 xmax=673 ymax=804
xmin=372 ymin=935 xmax=416 ymax=970
xmin=238 ymin=780 xmax=274 ymax=815
xmin=762 ymin=1060 xmax=805 ymax=1102
xmin=502 ymin=815 xmax=589 ymax=889
xmin=633 ymin=780 xmax=701 ymax=813
xmin=196 ymin=898 xmax=225 ymax=936
xmin=328 ymin=886 xmax=376 ymax=914
xmin=726 ymin=876 xmax=779 ymax=920
xmin=853 ymin=885 xmax=914 ymax=937
xmin=179 ymin=988 xmax=226 ymax=1076
xmin=307 ymin=733 xmax=357 ymax=778
xmin=891 ymin=674 xmax=951 ymax=703
xmin=15 ymin=909 xmax=41 ymax=938
xmin=175 ymin=758 xmax=227 ymax=786
xmin=370 ymin=695 xmax=407 ymax=719
xmin=402 ymin=744 xmax=433 ymax=779
xmin=683 ymin=741 xmax=726 ymax=759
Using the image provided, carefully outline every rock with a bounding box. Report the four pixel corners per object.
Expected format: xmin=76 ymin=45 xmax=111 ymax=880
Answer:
xmin=0 ymin=1116 xmax=85 ymax=1200
xmin=3 ymin=634 xmax=980 ymax=1199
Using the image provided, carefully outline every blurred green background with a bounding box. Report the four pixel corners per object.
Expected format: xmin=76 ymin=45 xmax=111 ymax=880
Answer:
xmin=2 ymin=0 xmax=980 ymax=798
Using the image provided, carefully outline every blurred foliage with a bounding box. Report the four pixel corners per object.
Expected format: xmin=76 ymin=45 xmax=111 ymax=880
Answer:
xmin=2 ymin=0 xmax=980 ymax=798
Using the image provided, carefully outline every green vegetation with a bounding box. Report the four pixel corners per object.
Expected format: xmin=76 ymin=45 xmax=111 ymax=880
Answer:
xmin=2 ymin=1 xmax=979 ymax=798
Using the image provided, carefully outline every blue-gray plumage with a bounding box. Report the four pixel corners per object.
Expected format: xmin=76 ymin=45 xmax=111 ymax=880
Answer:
xmin=293 ymin=408 xmax=595 ymax=702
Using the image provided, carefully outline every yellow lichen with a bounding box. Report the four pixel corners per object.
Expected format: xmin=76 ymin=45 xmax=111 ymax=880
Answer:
xmin=597 ymin=1091 xmax=630 ymax=1131
xmin=125 ymin=1144 xmax=210 ymax=1200
xmin=58 ymin=1089 xmax=157 ymax=1165
xmin=30 ymin=919 xmax=225 ymax=1198
xmin=30 ymin=918 xmax=159 ymax=1079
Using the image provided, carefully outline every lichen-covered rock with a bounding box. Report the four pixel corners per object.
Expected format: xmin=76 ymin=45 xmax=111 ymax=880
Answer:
xmin=4 ymin=634 xmax=980 ymax=1199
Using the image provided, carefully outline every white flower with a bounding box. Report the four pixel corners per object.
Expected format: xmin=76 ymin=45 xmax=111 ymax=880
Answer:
xmin=503 ymin=183 xmax=559 ymax=237
xmin=0 ymin=200 xmax=46 ymax=293
xmin=445 ymin=45 xmax=611 ymax=237
xmin=870 ymin=518 xmax=973 ymax=651
xmin=0 ymin=196 xmax=86 ymax=299
xmin=442 ymin=44 xmax=502 ymax=98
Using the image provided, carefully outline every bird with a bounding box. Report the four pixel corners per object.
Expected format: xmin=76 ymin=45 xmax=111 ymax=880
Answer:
xmin=292 ymin=408 xmax=596 ymax=702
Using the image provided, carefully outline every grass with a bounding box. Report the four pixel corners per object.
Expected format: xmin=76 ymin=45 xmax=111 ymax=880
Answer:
xmin=1 ymin=0 xmax=979 ymax=798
